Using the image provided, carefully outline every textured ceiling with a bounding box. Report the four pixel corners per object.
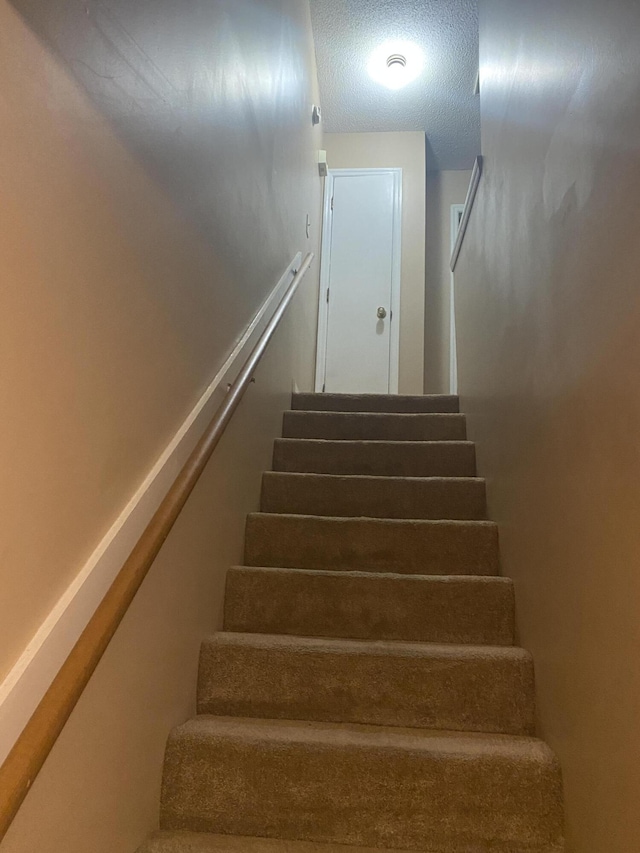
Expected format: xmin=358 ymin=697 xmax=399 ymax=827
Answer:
xmin=310 ymin=0 xmax=481 ymax=170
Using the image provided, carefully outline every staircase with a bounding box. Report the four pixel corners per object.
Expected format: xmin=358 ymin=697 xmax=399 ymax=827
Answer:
xmin=139 ymin=394 xmax=564 ymax=853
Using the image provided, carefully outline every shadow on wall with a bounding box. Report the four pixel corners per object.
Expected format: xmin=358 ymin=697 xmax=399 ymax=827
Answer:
xmin=0 ymin=0 xmax=322 ymax=684
xmin=452 ymin=0 xmax=640 ymax=850
xmin=8 ymin=0 xmax=314 ymax=294
xmin=0 ymin=2 xmax=322 ymax=849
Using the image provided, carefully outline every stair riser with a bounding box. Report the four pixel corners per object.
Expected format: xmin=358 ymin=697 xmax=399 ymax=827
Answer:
xmin=282 ymin=412 xmax=466 ymax=442
xmin=273 ymin=440 xmax=476 ymax=477
xmin=161 ymin=723 xmax=563 ymax=850
xmin=261 ymin=473 xmax=487 ymax=520
xmin=245 ymin=515 xmax=499 ymax=575
xmin=291 ymin=393 xmax=459 ymax=413
xmin=198 ymin=638 xmax=535 ymax=735
xmin=139 ymin=831 xmax=565 ymax=853
xmin=224 ymin=568 xmax=515 ymax=645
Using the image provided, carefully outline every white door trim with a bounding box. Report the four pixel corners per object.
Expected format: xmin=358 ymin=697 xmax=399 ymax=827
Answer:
xmin=449 ymin=204 xmax=465 ymax=394
xmin=315 ymin=168 xmax=402 ymax=393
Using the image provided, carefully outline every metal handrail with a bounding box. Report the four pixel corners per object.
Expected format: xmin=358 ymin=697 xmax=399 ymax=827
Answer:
xmin=450 ymin=156 xmax=483 ymax=272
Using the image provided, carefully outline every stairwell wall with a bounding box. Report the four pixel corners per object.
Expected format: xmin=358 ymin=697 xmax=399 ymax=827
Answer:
xmin=0 ymin=0 xmax=322 ymax=849
xmin=453 ymin=1 xmax=640 ymax=850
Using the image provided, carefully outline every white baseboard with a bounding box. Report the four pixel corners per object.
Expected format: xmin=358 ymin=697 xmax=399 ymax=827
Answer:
xmin=0 ymin=252 xmax=303 ymax=767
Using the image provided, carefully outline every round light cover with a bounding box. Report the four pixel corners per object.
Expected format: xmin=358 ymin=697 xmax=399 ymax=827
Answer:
xmin=367 ymin=41 xmax=425 ymax=90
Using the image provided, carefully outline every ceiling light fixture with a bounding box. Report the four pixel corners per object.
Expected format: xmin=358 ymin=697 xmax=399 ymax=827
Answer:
xmin=367 ymin=41 xmax=424 ymax=90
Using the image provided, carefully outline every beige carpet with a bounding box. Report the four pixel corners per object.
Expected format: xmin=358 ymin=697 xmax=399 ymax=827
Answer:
xmin=138 ymin=394 xmax=564 ymax=853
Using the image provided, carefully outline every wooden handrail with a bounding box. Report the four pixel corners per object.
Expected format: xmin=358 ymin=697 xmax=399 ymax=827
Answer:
xmin=0 ymin=252 xmax=314 ymax=842
xmin=450 ymin=156 xmax=483 ymax=272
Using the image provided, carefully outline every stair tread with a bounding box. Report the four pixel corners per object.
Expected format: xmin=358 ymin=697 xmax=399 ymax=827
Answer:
xmin=276 ymin=438 xmax=474 ymax=447
xmin=273 ymin=439 xmax=476 ymax=477
xmin=225 ymin=565 xmax=514 ymax=644
xmin=138 ymin=833 xmax=420 ymax=853
xmin=294 ymin=394 xmax=458 ymax=400
xmin=283 ymin=412 xmax=467 ymax=441
xmin=199 ymin=632 xmax=534 ymax=734
xmin=264 ymin=472 xmax=485 ymax=482
xmin=245 ymin=514 xmax=499 ymax=576
xmin=294 ymin=393 xmax=457 ymax=398
xmin=169 ymin=714 xmax=554 ymax=759
xmin=140 ymin=833 xmax=564 ymax=853
xmin=230 ymin=565 xmax=512 ymax=583
xmin=261 ymin=473 xmax=486 ymax=519
xmin=249 ymin=512 xmax=496 ymax=526
xmin=207 ymin=631 xmax=528 ymax=661
xmin=162 ymin=721 xmax=562 ymax=848
xmin=291 ymin=393 xmax=460 ymax=414
xmin=287 ymin=411 xmax=465 ymax=419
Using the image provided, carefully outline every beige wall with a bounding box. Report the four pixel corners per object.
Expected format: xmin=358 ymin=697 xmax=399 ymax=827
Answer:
xmin=0 ymin=0 xmax=322 ymax=849
xmin=324 ymin=132 xmax=426 ymax=394
xmin=424 ymin=170 xmax=472 ymax=393
xmin=454 ymin=1 xmax=640 ymax=851
xmin=0 ymin=0 xmax=321 ymax=685
xmin=1 ymin=311 xmax=312 ymax=853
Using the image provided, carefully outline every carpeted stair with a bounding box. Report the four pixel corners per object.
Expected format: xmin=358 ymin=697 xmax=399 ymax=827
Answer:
xmin=138 ymin=394 xmax=564 ymax=853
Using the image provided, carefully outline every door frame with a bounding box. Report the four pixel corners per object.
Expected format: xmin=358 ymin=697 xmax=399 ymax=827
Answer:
xmin=449 ymin=204 xmax=465 ymax=395
xmin=315 ymin=167 xmax=402 ymax=393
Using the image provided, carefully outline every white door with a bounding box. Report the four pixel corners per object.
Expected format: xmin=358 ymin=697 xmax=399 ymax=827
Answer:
xmin=316 ymin=168 xmax=401 ymax=394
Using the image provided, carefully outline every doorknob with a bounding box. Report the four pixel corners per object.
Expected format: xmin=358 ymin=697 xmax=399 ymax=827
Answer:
xmin=377 ymin=306 xmax=387 ymax=319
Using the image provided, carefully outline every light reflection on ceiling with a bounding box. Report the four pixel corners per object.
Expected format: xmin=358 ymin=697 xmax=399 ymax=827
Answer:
xmin=310 ymin=0 xmax=481 ymax=170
